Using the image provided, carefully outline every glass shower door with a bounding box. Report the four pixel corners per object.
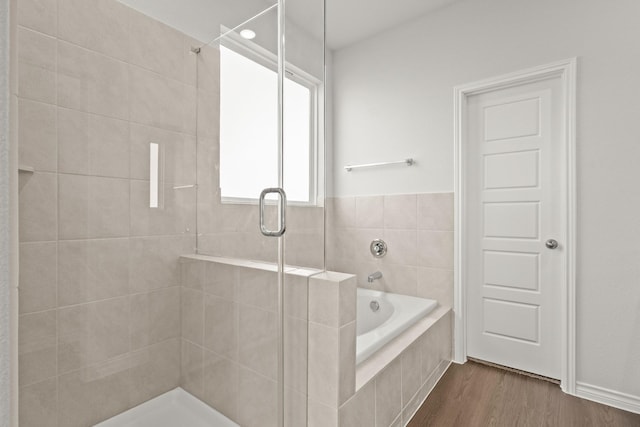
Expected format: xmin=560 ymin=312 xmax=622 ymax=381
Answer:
xmin=193 ymin=0 xmax=325 ymax=425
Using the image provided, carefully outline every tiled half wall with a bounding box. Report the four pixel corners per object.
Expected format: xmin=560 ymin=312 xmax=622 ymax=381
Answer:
xmin=179 ymin=256 xmax=322 ymax=427
xmin=179 ymin=258 xmax=453 ymax=427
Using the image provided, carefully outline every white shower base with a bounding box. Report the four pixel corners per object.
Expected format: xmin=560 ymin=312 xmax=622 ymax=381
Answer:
xmin=95 ymin=388 xmax=239 ymax=427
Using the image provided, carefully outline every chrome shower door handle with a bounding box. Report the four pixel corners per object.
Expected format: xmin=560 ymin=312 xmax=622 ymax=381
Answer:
xmin=259 ymin=188 xmax=287 ymax=237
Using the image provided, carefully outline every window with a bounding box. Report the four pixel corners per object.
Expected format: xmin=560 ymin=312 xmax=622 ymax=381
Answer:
xmin=219 ymin=40 xmax=318 ymax=204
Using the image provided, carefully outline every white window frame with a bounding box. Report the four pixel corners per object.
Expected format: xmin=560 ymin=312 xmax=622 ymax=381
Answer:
xmin=218 ymin=30 xmax=321 ymax=207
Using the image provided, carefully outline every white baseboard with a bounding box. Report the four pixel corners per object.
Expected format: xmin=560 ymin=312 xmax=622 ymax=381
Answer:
xmin=575 ymin=382 xmax=640 ymax=415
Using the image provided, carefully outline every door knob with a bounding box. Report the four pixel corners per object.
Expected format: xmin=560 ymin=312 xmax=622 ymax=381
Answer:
xmin=545 ymin=239 xmax=559 ymax=249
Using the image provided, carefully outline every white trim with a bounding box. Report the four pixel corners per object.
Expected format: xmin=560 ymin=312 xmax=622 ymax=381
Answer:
xmin=453 ymin=58 xmax=577 ymax=394
xmin=576 ymin=382 xmax=640 ymax=415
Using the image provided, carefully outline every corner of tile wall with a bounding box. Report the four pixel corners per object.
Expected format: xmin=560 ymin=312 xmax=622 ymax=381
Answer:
xmin=308 ymin=271 xmax=357 ymax=412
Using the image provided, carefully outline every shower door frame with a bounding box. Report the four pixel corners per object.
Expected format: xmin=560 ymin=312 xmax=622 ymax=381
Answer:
xmin=275 ymin=1 xmax=287 ymax=425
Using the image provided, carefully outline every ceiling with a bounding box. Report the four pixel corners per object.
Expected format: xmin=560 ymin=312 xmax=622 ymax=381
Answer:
xmin=119 ymin=0 xmax=460 ymax=50
xmin=326 ymin=0 xmax=459 ymax=49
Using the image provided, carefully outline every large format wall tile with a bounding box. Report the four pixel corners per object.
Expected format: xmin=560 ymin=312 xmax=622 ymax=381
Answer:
xmin=238 ymin=305 xmax=278 ymax=380
xmin=400 ymin=340 xmax=422 ymax=407
xmin=383 ymin=194 xmax=417 ymax=230
xmin=57 ymin=297 xmax=130 ymax=374
xmin=57 ymin=41 xmax=129 ymax=120
xmin=417 ymin=193 xmax=453 ymax=231
xmin=203 ymin=351 xmax=238 ymax=421
xmin=374 ymin=357 xmax=402 ymax=427
xmin=19 ymin=378 xmax=58 ymax=427
xmin=17 ymin=27 xmax=56 ymax=104
xmin=57 ymin=107 xmax=130 ymax=178
xmin=17 ymin=0 xmax=57 ymax=36
xmin=18 ymin=172 xmax=57 ymax=242
xmin=18 ymin=311 xmax=57 ymax=387
xmin=417 ymin=230 xmax=454 ymax=269
xmin=355 ymin=196 xmax=384 ymax=229
xmin=128 ymin=8 xmax=189 ymax=84
xmin=130 ymin=287 xmax=181 ymax=350
xmin=285 ymin=229 xmax=324 ymax=269
xmin=338 ymin=380 xmax=375 ymax=427
xmin=308 ymin=322 xmax=339 ymax=407
xmin=18 ymin=99 xmax=57 ymax=172
xmin=285 ymin=316 xmax=308 ymax=394
xmin=181 ymin=287 xmax=204 ymax=346
xmin=58 ymin=0 xmax=129 ymax=61
xmin=58 ymin=174 xmax=130 ymax=239
xmin=203 ymin=262 xmax=236 ymax=299
xmin=417 ymin=267 xmax=453 ymax=308
xmin=237 ymin=368 xmax=277 ymax=427
xmin=129 ymin=181 xmax=196 ymax=237
xmin=236 ymin=268 xmax=277 ymax=312
xmin=382 ymin=229 xmax=418 ymax=266
xmin=204 ymin=294 xmax=237 ymax=359
xmin=19 ymin=242 xmax=57 ymax=314
xmin=129 ymin=338 xmax=181 ymax=407
xmin=129 ymin=65 xmax=196 ymax=134
xmin=197 ymin=44 xmax=221 ymax=94
xmin=180 ymin=339 xmax=204 ymax=400
xmin=57 ymin=238 xmax=130 ymax=306
xmin=129 ymin=236 xmax=193 ymax=292
xmin=57 ymin=363 xmax=131 ymax=427
xmin=196 ymin=87 xmax=220 ymax=139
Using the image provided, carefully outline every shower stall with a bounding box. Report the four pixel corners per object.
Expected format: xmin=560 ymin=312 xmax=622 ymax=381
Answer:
xmin=15 ymin=0 xmax=326 ymax=425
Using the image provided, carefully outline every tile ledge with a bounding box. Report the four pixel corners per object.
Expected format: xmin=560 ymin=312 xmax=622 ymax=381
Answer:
xmin=355 ymin=306 xmax=451 ymax=391
xmin=179 ymin=254 xmax=323 ymax=278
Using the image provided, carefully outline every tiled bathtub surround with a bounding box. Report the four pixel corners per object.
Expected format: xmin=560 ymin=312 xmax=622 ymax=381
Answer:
xmin=16 ymin=0 xmax=198 ymax=425
xmin=179 ymin=256 xmax=320 ymax=427
xmin=306 ymin=275 xmax=452 ymax=427
xmin=339 ymin=312 xmax=452 ymax=427
xmin=327 ymin=193 xmax=454 ymax=307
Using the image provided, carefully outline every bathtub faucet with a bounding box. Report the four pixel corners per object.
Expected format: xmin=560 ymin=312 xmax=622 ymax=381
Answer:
xmin=367 ymin=271 xmax=383 ymax=283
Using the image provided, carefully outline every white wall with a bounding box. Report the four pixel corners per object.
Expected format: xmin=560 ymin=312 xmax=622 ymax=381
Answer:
xmin=331 ymin=0 xmax=640 ymax=402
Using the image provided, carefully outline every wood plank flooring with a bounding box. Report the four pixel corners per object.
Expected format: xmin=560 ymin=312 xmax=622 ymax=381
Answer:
xmin=408 ymin=361 xmax=640 ymax=427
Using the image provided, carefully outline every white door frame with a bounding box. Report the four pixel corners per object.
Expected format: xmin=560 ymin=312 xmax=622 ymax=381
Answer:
xmin=453 ymin=58 xmax=577 ymax=394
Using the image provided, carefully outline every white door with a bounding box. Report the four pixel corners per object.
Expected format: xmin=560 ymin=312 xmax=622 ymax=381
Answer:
xmin=465 ymin=75 xmax=565 ymax=379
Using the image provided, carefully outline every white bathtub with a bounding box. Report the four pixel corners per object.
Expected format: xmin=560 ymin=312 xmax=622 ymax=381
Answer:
xmin=356 ymin=288 xmax=438 ymax=365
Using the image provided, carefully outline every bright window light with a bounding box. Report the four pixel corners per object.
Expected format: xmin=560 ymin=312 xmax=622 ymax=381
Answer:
xmin=219 ymin=45 xmax=314 ymax=203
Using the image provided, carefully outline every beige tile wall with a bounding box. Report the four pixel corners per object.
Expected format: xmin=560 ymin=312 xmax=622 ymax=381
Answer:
xmin=336 ymin=312 xmax=452 ymax=427
xmin=179 ymin=257 xmax=314 ymax=427
xmin=16 ymin=0 xmax=199 ymax=425
xmin=303 ymin=266 xmax=452 ymax=427
xmin=327 ymin=193 xmax=454 ymax=306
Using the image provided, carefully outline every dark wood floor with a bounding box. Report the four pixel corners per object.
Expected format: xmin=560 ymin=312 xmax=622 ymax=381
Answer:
xmin=408 ymin=361 xmax=640 ymax=427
